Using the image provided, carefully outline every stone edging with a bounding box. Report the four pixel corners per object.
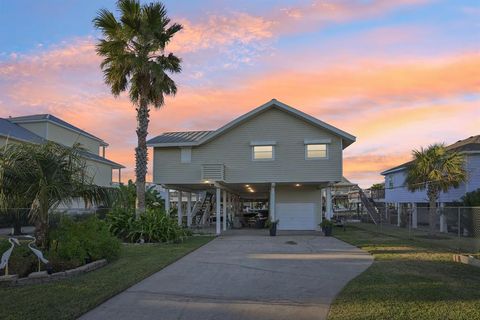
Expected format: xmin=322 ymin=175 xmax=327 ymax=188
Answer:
xmin=453 ymin=254 xmax=480 ymax=268
xmin=0 ymin=259 xmax=107 ymax=287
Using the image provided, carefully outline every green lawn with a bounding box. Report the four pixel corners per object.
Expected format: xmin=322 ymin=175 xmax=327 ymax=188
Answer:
xmin=0 ymin=236 xmax=213 ymax=320
xmin=328 ymin=225 xmax=480 ymax=320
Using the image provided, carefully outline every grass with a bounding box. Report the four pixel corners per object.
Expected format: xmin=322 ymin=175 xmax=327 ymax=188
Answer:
xmin=353 ymin=222 xmax=480 ymax=252
xmin=0 ymin=235 xmax=213 ymax=320
xmin=328 ymin=225 xmax=480 ymax=320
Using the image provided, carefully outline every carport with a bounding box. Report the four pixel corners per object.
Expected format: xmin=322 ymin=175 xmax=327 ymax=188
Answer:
xmin=163 ymin=181 xmax=335 ymax=234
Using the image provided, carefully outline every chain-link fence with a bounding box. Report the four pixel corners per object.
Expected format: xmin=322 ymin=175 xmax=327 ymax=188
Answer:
xmin=0 ymin=207 xmax=110 ymax=235
xmin=363 ymin=205 xmax=480 ymax=253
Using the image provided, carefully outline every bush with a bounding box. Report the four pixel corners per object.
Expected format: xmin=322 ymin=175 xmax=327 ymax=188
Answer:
xmin=49 ymin=216 xmax=120 ymax=270
xmin=107 ymin=208 xmax=190 ymax=243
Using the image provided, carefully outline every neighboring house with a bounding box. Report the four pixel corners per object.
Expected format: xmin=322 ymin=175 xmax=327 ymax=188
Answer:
xmin=147 ymin=99 xmax=356 ymax=233
xmin=0 ymin=114 xmax=124 ymax=187
xmin=381 ymin=135 xmax=480 ymax=228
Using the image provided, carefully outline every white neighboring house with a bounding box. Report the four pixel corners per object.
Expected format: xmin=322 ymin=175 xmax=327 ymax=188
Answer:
xmin=0 ymin=114 xmax=124 ymax=191
xmin=147 ymin=99 xmax=356 ymax=234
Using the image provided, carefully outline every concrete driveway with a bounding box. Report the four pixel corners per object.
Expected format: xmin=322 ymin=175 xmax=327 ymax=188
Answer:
xmin=80 ymin=230 xmax=372 ymax=320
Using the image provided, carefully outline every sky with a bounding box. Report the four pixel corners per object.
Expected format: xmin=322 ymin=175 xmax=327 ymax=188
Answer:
xmin=0 ymin=0 xmax=479 ymax=188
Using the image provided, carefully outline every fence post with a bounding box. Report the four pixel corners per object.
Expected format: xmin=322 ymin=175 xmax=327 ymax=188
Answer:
xmin=457 ymin=207 xmax=461 ymax=239
xmin=411 ymin=203 xmax=417 ymax=229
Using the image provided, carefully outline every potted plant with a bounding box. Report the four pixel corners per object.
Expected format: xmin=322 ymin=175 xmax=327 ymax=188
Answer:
xmin=320 ymin=220 xmax=334 ymax=236
xmin=266 ymin=219 xmax=279 ymax=236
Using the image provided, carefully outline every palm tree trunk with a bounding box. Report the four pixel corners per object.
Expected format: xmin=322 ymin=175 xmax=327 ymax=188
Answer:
xmin=135 ymin=101 xmax=149 ymax=217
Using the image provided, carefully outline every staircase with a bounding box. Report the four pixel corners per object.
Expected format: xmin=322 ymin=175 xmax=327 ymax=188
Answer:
xmin=359 ymin=189 xmax=382 ymax=225
xmin=191 ymin=191 xmax=214 ymax=227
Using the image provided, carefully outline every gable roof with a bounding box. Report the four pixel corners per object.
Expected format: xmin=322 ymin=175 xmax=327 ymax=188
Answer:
xmin=0 ymin=118 xmax=124 ymax=169
xmin=0 ymin=118 xmax=46 ymax=144
xmin=9 ymin=114 xmax=108 ymax=146
xmin=381 ymin=134 xmax=480 ymax=175
xmin=147 ymin=99 xmax=356 ymax=148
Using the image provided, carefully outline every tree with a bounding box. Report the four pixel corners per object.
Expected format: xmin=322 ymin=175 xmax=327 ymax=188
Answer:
xmin=113 ymin=179 xmax=164 ymax=210
xmin=0 ymin=142 xmax=112 ymax=247
xmin=405 ymin=144 xmax=466 ymax=234
xmin=370 ymin=183 xmax=384 ymax=190
xmin=93 ymin=0 xmax=182 ymax=216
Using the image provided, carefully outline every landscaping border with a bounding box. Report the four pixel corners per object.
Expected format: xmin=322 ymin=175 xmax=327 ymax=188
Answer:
xmin=0 ymin=259 xmax=107 ymax=287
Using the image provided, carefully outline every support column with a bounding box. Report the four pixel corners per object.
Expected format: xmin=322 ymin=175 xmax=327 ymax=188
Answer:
xmin=318 ymin=187 xmax=323 ymax=228
xmin=118 ymin=169 xmax=121 ymax=184
xmin=216 ymin=187 xmax=221 ymax=235
xmin=439 ymin=203 xmax=447 ymax=233
xmin=223 ymin=190 xmax=227 ymax=231
xmin=411 ymin=202 xmax=418 ymax=229
xmin=326 ymin=185 xmax=333 ymax=220
xmin=187 ymin=192 xmax=192 ymax=227
xmin=270 ymin=183 xmax=276 ymax=221
xmin=165 ymin=189 xmax=170 ymax=216
xmin=396 ymin=203 xmax=401 ymax=227
xmin=178 ymin=191 xmax=183 ymax=226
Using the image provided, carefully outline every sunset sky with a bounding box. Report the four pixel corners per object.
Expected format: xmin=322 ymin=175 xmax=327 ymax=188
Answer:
xmin=1 ymin=0 xmax=479 ymax=188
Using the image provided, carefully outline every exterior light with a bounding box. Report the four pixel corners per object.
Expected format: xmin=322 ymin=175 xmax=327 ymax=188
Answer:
xmin=245 ymin=184 xmax=250 ymax=187
xmin=204 ymin=180 xmax=210 ymax=184
xmin=295 ymin=184 xmax=301 ymax=187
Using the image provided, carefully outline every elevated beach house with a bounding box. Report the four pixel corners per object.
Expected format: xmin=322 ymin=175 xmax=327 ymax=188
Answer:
xmin=0 ymin=114 xmax=124 ymax=187
xmin=381 ymin=135 xmax=480 ymax=229
xmin=147 ymin=99 xmax=356 ymax=234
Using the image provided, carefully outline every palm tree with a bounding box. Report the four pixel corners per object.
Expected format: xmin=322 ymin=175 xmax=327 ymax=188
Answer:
xmin=93 ymin=0 xmax=182 ymax=215
xmin=0 ymin=142 xmax=112 ymax=247
xmin=405 ymin=144 xmax=467 ymax=234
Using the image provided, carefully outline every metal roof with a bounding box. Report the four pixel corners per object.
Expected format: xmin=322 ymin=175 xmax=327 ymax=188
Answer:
xmin=381 ymin=135 xmax=480 ymax=175
xmin=0 ymin=118 xmax=46 ymax=144
xmin=147 ymin=99 xmax=356 ymax=148
xmin=147 ymin=130 xmax=214 ymax=144
xmin=8 ymin=114 xmax=107 ymax=145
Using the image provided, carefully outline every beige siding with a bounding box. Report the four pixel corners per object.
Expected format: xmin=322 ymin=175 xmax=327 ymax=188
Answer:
xmin=1 ymin=135 xmax=113 ymax=188
xmin=85 ymin=159 xmax=113 ymax=187
xmin=153 ymin=108 xmax=343 ymax=184
xmin=15 ymin=121 xmax=101 ymax=154
xmin=276 ymin=184 xmax=322 ymax=226
xmin=47 ymin=123 xmax=101 ymax=154
xmin=0 ymin=136 xmax=7 ymax=147
xmin=0 ymin=137 xmax=23 ymax=147
xmin=17 ymin=122 xmax=47 ymax=138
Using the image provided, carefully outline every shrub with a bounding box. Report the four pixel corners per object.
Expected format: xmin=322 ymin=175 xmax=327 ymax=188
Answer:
xmin=49 ymin=216 xmax=120 ymax=269
xmin=107 ymin=208 xmax=190 ymax=243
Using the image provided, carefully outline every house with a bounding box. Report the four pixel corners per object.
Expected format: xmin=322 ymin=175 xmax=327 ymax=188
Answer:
xmin=381 ymin=135 xmax=480 ymax=228
xmin=147 ymin=99 xmax=356 ymax=234
xmin=0 ymin=114 xmax=124 ymax=187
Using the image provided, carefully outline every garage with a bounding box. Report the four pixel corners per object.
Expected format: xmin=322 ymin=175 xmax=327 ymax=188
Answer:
xmin=276 ymin=203 xmax=317 ymax=230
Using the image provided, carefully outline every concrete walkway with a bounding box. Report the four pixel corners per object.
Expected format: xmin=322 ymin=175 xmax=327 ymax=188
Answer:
xmin=80 ymin=230 xmax=372 ymax=320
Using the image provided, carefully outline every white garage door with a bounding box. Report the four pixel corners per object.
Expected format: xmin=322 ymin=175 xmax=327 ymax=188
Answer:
xmin=276 ymin=203 xmax=316 ymax=230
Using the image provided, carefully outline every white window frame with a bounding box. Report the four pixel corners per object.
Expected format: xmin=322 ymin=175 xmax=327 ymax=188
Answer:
xmin=305 ymin=143 xmax=328 ymax=160
xmin=252 ymin=145 xmax=275 ymax=161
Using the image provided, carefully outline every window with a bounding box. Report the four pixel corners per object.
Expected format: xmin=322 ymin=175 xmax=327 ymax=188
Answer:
xmin=387 ymin=175 xmax=394 ymax=189
xmin=306 ymin=144 xmax=327 ymax=159
xmin=253 ymin=145 xmax=274 ymax=160
xmin=180 ymin=147 xmax=191 ymax=163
